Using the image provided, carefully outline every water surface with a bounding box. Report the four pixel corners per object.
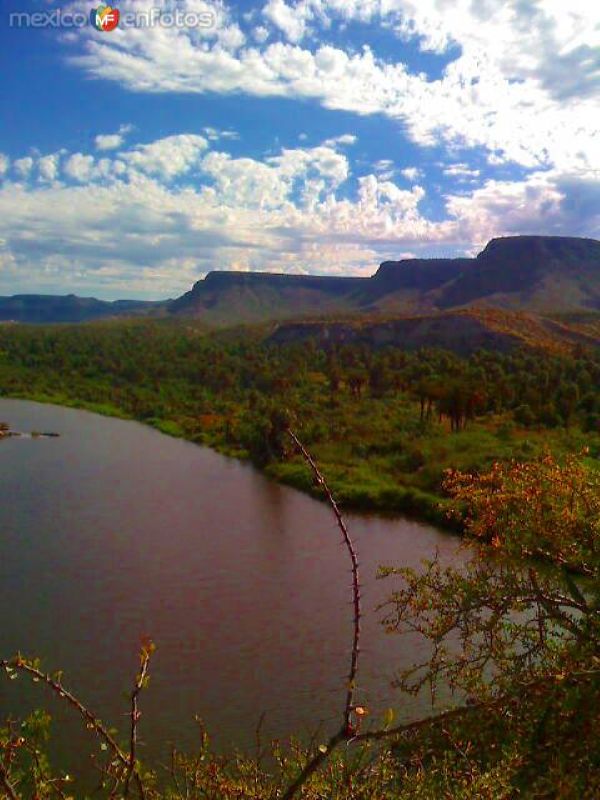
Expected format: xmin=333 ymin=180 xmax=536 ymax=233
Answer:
xmin=0 ymin=399 xmax=465 ymax=777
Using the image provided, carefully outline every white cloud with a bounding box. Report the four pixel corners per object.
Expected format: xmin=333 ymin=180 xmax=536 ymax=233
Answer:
xmin=63 ymin=1 xmax=599 ymax=174
xmin=0 ymin=133 xmax=597 ymax=298
xmin=443 ymin=163 xmax=480 ymax=179
xmin=14 ymin=157 xmax=34 ymax=178
xmin=202 ymin=127 xmax=239 ymax=141
xmin=64 ymin=153 xmax=96 ymax=182
xmin=263 ymin=0 xmax=315 ymax=42
xmin=323 ymin=134 xmax=357 ymax=147
xmin=38 ymin=154 xmax=61 ymax=183
xmin=121 ymin=134 xmax=209 ymax=180
xmin=96 ymin=134 xmax=124 ymax=152
xmin=0 ymin=155 xmax=9 ymax=177
xmin=252 ymin=25 xmax=270 ymax=43
xmin=445 ymin=169 xmax=600 ymax=244
xmin=95 ymin=125 xmax=133 ymax=151
xmin=401 ymin=167 xmax=423 ymax=182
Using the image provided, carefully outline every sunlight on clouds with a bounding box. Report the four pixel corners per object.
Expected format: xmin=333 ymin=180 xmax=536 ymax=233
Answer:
xmin=62 ymin=1 xmax=599 ymax=176
xmin=0 ymin=125 xmax=597 ymax=297
xmin=95 ymin=125 xmax=134 ymax=152
xmin=121 ymin=134 xmax=209 ymax=180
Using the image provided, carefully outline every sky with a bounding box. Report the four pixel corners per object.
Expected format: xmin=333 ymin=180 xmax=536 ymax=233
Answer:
xmin=0 ymin=0 xmax=598 ymax=300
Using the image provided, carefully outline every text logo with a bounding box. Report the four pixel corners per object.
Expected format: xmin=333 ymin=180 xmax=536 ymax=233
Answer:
xmin=90 ymin=4 xmax=120 ymax=32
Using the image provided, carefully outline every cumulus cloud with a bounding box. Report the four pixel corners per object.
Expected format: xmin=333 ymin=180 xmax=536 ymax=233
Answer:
xmin=1 ymin=131 xmax=596 ymax=298
xmin=263 ymin=0 xmax=311 ymax=42
xmin=95 ymin=125 xmax=134 ymax=151
xmin=0 ymin=155 xmax=9 ymax=177
xmin=400 ymin=167 xmax=423 ymax=182
xmin=38 ymin=154 xmax=61 ymax=183
xmin=14 ymin=157 xmax=34 ymax=178
xmin=121 ymin=134 xmax=209 ymax=180
xmin=61 ymin=0 xmax=599 ymax=174
xmin=64 ymin=153 xmax=96 ymax=182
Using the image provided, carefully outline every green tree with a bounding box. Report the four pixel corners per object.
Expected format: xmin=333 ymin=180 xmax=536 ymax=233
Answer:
xmin=379 ymin=451 xmax=600 ymax=797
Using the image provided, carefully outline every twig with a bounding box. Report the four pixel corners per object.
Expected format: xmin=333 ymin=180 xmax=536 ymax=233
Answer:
xmin=0 ymin=761 xmax=20 ymax=800
xmin=1 ymin=658 xmax=126 ymax=762
xmin=124 ymin=641 xmax=152 ymax=798
xmin=1 ymin=654 xmax=148 ymax=797
xmin=281 ymin=430 xmax=363 ymax=800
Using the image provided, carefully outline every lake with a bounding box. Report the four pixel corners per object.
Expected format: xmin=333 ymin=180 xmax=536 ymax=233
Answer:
xmin=0 ymin=398 xmax=465 ymax=780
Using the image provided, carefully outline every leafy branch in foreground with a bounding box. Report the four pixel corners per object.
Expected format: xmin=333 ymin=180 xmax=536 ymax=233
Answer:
xmin=378 ymin=450 xmax=600 ymax=796
xmin=1 ymin=644 xmax=153 ymax=799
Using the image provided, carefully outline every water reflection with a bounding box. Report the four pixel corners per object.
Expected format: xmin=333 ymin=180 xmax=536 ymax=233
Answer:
xmin=0 ymin=398 xmax=466 ymax=779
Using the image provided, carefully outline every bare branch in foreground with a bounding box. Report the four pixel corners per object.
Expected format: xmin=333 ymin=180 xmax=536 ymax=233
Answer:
xmin=282 ymin=430 xmax=363 ymax=800
xmin=1 ymin=652 xmax=149 ymax=798
xmin=287 ymin=429 xmax=362 ymax=735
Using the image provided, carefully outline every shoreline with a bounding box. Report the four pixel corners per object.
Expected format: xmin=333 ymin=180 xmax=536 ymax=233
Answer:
xmin=0 ymin=391 xmax=459 ymax=534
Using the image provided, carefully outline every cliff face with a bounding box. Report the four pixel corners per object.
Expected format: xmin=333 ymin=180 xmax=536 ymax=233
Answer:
xmin=436 ymin=237 xmax=600 ymax=310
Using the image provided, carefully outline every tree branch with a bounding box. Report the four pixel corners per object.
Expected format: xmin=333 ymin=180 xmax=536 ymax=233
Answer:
xmin=1 ymin=654 xmax=148 ymax=797
xmin=0 ymin=761 xmax=20 ymax=800
xmin=287 ymin=430 xmax=362 ymax=734
xmin=124 ymin=642 xmax=153 ymax=798
xmin=281 ymin=430 xmax=364 ymax=800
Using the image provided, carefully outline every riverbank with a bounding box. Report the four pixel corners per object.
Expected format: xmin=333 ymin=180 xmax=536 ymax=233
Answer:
xmin=0 ymin=389 xmax=458 ymax=531
xmin=0 ymin=394 xmax=463 ymax=774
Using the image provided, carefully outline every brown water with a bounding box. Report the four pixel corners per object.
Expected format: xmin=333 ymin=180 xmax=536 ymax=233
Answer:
xmin=0 ymin=398 xmax=465 ymax=779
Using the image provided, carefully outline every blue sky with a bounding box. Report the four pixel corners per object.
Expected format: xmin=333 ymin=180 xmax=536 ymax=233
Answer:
xmin=0 ymin=0 xmax=598 ymax=299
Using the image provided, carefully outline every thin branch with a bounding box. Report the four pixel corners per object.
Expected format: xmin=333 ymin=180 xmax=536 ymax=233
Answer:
xmin=280 ymin=730 xmax=346 ymax=800
xmin=1 ymin=655 xmax=148 ymax=797
xmin=0 ymin=761 xmax=20 ymax=800
xmin=1 ymin=658 xmax=127 ymax=763
xmin=287 ymin=429 xmax=362 ymax=734
xmin=281 ymin=430 xmax=363 ymax=800
xmin=355 ymin=666 xmax=600 ymax=744
xmin=124 ymin=642 xmax=152 ymax=799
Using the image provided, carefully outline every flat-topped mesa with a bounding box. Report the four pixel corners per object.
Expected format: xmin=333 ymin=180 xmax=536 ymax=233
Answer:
xmin=169 ymin=270 xmax=366 ymax=321
xmin=200 ymin=270 xmax=364 ymax=292
xmin=436 ymin=235 xmax=600 ymax=310
xmin=479 ymin=235 xmax=600 ymax=263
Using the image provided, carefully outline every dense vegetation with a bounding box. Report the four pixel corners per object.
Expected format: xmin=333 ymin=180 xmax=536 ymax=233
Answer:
xmin=0 ymin=320 xmax=599 ymax=527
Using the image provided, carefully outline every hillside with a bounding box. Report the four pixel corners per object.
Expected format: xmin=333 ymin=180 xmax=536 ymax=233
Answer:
xmin=268 ymin=308 xmax=600 ymax=356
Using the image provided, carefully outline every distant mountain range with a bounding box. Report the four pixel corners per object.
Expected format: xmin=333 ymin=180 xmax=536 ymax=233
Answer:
xmin=1 ymin=236 xmax=599 ymax=328
xmin=0 ymin=294 xmax=159 ymax=324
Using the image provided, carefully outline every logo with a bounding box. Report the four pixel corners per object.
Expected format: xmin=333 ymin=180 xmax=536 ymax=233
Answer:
xmin=90 ymin=4 xmax=120 ymax=32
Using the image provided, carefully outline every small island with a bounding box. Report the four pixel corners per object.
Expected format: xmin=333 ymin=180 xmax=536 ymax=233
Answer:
xmin=0 ymin=421 xmax=60 ymax=439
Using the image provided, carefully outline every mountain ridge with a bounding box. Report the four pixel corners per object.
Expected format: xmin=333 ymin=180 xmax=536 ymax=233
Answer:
xmin=171 ymin=235 xmax=600 ymax=324
xmin=0 ymin=235 xmax=599 ymax=324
